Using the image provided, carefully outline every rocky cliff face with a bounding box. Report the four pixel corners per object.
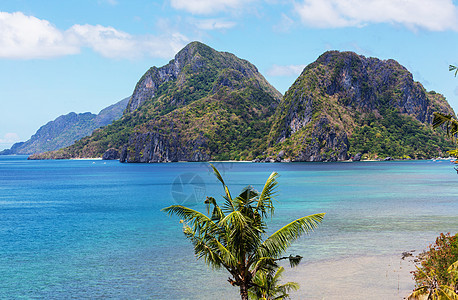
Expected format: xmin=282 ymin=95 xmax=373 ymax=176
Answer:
xmin=267 ymin=51 xmax=455 ymax=161
xmin=29 ymin=47 xmax=455 ymax=162
xmin=31 ymin=42 xmax=281 ymax=161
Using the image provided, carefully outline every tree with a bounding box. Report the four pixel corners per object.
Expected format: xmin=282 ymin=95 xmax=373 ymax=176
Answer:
xmin=407 ymin=262 xmax=458 ymax=300
xmin=248 ymin=266 xmax=299 ymax=300
xmin=162 ymin=164 xmax=325 ymax=300
xmin=409 ymin=233 xmax=458 ymax=299
xmin=431 ymin=65 xmax=458 ymax=160
xmin=432 ymin=112 xmax=458 ymax=157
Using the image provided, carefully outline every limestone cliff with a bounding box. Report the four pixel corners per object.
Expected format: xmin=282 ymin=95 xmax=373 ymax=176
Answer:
xmin=31 ymin=42 xmax=281 ymax=161
xmin=266 ymin=51 xmax=455 ymax=161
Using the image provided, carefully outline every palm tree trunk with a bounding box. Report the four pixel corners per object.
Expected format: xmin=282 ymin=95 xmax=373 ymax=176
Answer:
xmin=240 ymin=283 xmax=249 ymax=300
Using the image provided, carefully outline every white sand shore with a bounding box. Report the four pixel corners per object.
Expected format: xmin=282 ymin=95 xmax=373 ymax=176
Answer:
xmin=284 ymin=254 xmax=416 ymax=299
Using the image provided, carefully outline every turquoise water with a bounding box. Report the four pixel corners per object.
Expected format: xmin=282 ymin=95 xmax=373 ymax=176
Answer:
xmin=0 ymin=156 xmax=457 ymax=299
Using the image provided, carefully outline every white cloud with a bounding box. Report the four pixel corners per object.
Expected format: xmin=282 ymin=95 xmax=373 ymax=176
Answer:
xmin=294 ymin=0 xmax=458 ymax=31
xmin=0 ymin=133 xmax=20 ymax=144
xmin=267 ymin=64 xmax=306 ymax=77
xmin=193 ymin=19 xmax=237 ymax=30
xmin=0 ymin=12 xmax=80 ymax=59
xmin=0 ymin=12 xmax=189 ymax=59
xmin=170 ymin=0 xmax=253 ymax=14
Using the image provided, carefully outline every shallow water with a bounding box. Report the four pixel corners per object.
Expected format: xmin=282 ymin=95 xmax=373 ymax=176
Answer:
xmin=0 ymin=156 xmax=457 ymax=299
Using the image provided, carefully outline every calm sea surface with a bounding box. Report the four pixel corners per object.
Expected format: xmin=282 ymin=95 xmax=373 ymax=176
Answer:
xmin=0 ymin=156 xmax=457 ymax=299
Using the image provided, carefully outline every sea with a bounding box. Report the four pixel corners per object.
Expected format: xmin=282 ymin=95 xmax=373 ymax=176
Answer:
xmin=0 ymin=155 xmax=457 ymax=299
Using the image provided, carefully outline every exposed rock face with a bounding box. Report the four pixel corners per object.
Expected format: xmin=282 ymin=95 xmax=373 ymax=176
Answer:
xmin=3 ymin=97 xmax=129 ymax=156
xmin=125 ymin=42 xmax=280 ymax=114
xmin=102 ymin=148 xmax=120 ymax=160
xmin=353 ymin=153 xmax=362 ymax=161
xmin=31 ymin=41 xmax=281 ymax=161
xmin=267 ymin=51 xmax=455 ymax=161
xmin=291 ymin=118 xmax=349 ymax=162
xmin=120 ymin=132 xmax=210 ymax=163
xmin=28 ymin=47 xmax=456 ymax=162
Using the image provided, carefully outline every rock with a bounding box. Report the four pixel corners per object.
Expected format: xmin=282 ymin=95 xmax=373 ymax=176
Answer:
xmin=353 ymin=153 xmax=362 ymax=161
xmin=102 ymin=148 xmax=120 ymax=160
xmin=277 ymin=150 xmax=285 ymax=158
xmin=384 ymin=157 xmax=393 ymax=161
xmin=252 ymin=158 xmax=261 ymax=163
xmin=120 ymin=131 xmax=210 ymax=163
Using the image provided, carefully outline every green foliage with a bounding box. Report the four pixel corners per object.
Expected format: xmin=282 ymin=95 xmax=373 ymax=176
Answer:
xmin=349 ymin=110 xmax=454 ymax=159
xmin=413 ymin=233 xmax=458 ymax=290
xmin=34 ymin=42 xmax=281 ymax=160
xmin=163 ymin=165 xmax=324 ymax=300
xmin=248 ymin=266 xmax=299 ymax=300
xmin=433 ymin=112 xmax=458 ymax=157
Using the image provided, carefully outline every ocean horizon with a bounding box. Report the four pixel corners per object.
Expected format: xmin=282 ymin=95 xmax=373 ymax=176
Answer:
xmin=1 ymin=155 xmax=457 ymax=299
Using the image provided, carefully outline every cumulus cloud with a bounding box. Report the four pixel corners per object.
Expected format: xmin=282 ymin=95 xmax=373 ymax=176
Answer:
xmin=267 ymin=64 xmax=306 ymax=77
xmin=0 ymin=133 xmax=20 ymax=144
xmin=0 ymin=12 xmax=189 ymax=59
xmin=294 ymin=0 xmax=458 ymax=31
xmin=0 ymin=12 xmax=80 ymax=59
xmin=170 ymin=0 xmax=253 ymax=14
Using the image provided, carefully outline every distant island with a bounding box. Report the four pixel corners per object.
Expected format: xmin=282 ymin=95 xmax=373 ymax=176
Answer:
xmin=1 ymin=97 xmax=129 ymax=156
xmin=27 ymin=41 xmax=455 ymax=162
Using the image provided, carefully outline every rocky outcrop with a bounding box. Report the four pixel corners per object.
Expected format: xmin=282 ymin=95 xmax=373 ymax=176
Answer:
xmin=291 ymin=118 xmax=349 ymax=162
xmin=120 ymin=132 xmax=210 ymax=163
xmin=116 ymin=42 xmax=281 ymax=163
xmin=125 ymin=41 xmax=281 ymax=114
xmin=267 ymin=51 xmax=455 ymax=161
xmin=27 ymin=47 xmax=456 ymax=162
xmin=102 ymin=148 xmax=120 ymax=160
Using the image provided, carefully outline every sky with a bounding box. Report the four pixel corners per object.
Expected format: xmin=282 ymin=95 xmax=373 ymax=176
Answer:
xmin=2 ymin=0 xmax=458 ymax=150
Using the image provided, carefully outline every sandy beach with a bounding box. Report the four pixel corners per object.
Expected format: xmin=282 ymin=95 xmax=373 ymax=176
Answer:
xmin=284 ymin=254 xmax=416 ymax=299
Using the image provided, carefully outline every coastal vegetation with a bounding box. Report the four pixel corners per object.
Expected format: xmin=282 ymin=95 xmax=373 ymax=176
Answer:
xmin=432 ymin=112 xmax=458 ymax=161
xmin=162 ymin=165 xmax=324 ymax=300
xmin=409 ymin=233 xmax=458 ymax=299
xmin=248 ymin=266 xmax=299 ymax=300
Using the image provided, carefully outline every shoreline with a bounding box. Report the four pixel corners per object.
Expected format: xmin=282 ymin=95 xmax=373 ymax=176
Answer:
xmin=69 ymin=157 xmax=103 ymax=160
xmin=285 ymin=253 xmax=416 ymax=299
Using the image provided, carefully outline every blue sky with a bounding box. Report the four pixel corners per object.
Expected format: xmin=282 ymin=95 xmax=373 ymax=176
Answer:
xmin=2 ymin=0 xmax=458 ymax=150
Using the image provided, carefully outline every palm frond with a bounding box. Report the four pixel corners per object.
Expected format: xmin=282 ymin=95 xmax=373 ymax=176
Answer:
xmin=235 ymin=186 xmax=259 ymax=209
xmin=259 ymin=213 xmax=325 ymax=260
xmin=450 ymin=65 xmax=458 ymax=77
xmin=162 ymin=205 xmax=219 ymax=236
xmin=407 ymin=286 xmax=429 ymax=299
xmin=205 ymin=196 xmax=225 ymax=221
xmin=449 ymin=260 xmax=458 ymax=273
xmin=438 ymin=286 xmax=458 ymax=300
xmin=257 ymin=172 xmax=279 ymax=217
xmin=210 ymin=164 xmax=236 ymax=212
xmin=433 ymin=112 xmax=458 ymax=139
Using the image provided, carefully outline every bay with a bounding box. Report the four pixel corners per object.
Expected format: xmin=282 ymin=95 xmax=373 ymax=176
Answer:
xmin=0 ymin=156 xmax=457 ymax=299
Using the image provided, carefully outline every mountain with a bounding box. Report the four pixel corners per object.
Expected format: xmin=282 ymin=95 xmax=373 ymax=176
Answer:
xmin=30 ymin=46 xmax=455 ymax=162
xmin=2 ymin=97 xmax=129 ymax=155
xmin=29 ymin=42 xmax=282 ymax=161
xmin=265 ymin=51 xmax=455 ymax=161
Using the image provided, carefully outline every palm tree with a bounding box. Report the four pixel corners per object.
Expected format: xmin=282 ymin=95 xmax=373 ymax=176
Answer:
xmin=162 ymin=164 xmax=325 ymax=300
xmin=407 ymin=262 xmax=458 ymax=300
xmin=432 ymin=65 xmax=458 ymax=159
xmin=248 ymin=266 xmax=299 ymax=300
